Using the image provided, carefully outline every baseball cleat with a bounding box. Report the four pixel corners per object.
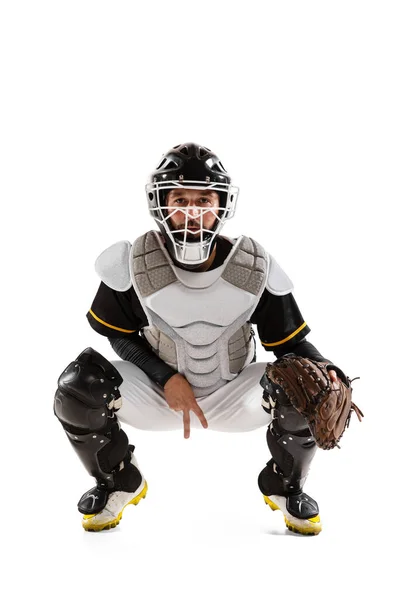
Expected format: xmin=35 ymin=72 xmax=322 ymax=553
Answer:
xmin=263 ymin=493 xmax=322 ymax=536
xmin=82 ymin=480 xmax=148 ymax=532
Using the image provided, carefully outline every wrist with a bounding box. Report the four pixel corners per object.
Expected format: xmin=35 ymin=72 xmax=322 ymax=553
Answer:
xmin=161 ymin=370 xmax=179 ymax=389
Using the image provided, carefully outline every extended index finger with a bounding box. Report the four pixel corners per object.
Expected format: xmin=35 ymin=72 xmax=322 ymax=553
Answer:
xmin=183 ymin=409 xmax=191 ymax=439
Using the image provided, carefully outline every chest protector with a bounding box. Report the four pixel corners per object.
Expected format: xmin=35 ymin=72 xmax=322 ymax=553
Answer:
xmin=129 ymin=232 xmax=267 ymax=397
xmin=95 ymin=231 xmax=293 ymax=398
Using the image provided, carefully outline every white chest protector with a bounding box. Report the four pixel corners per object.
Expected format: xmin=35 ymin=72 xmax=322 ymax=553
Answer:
xmin=95 ymin=231 xmax=293 ymax=397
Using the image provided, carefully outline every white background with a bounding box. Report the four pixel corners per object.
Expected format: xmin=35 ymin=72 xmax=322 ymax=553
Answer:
xmin=1 ymin=1 xmax=398 ymax=598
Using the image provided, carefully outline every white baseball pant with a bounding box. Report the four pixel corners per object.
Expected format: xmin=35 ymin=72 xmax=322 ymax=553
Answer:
xmin=114 ymin=361 xmax=271 ymax=432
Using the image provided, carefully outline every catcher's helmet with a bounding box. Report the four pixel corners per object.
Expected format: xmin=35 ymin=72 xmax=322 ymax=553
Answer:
xmin=145 ymin=143 xmax=239 ymax=267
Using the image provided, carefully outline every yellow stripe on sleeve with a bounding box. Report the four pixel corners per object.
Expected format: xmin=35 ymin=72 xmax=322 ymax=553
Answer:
xmin=89 ymin=309 xmax=136 ymax=334
xmin=261 ymin=322 xmax=307 ymax=347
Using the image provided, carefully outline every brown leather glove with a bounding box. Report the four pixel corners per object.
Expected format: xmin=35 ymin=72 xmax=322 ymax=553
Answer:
xmin=265 ymin=355 xmax=363 ymax=450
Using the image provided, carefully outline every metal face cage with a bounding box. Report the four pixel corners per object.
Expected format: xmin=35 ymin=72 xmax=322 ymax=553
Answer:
xmin=145 ymin=179 xmax=239 ymax=265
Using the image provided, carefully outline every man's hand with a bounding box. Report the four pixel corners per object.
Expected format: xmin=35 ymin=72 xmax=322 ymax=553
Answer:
xmin=163 ymin=373 xmax=208 ymax=439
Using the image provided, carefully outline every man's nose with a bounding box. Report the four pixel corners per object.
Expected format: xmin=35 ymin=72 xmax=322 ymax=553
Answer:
xmin=187 ymin=203 xmax=200 ymax=219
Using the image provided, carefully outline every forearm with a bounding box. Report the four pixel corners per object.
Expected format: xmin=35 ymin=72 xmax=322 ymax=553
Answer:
xmin=273 ymin=339 xmax=330 ymax=363
xmin=109 ymin=334 xmax=177 ymax=388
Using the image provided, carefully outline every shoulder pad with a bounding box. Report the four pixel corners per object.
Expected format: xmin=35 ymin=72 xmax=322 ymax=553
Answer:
xmin=265 ymin=253 xmax=293 ymax=295
xmin=95 ymin=240 xmax=132 ymax=292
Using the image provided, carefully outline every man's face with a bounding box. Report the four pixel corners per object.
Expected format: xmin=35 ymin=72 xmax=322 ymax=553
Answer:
xmin=166 ymin=189 xmax=220 ymax=237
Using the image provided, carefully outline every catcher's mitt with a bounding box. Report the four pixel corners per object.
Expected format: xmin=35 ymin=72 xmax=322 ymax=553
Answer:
xmin=264 ymin=355 xmax=363 ymax=450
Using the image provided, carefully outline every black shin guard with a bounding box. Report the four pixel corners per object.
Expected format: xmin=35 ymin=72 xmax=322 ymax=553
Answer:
xmin=54 ymin=347 xmax=132 ymax=491
xmin=258 ymin=380 xmax=317 ymax=498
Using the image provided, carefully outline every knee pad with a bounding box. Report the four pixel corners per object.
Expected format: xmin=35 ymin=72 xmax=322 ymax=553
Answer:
xmin=54 ymin=346 xmax=123 ymax=429
xmin=54 ymin=347 xmax=127 ymax=488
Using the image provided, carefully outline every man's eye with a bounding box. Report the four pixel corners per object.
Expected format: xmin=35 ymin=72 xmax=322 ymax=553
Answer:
xmin=199 ymin=198 xmax=211 ymax=203
xmin=174 ymin=198 xmax=185 ymax=204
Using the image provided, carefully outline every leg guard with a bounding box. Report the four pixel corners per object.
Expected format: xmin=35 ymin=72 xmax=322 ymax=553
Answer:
xmin=54 ymin=348 xmax=142 ymax=512
xmin=258 ymin=379 xmax=319 ymax=519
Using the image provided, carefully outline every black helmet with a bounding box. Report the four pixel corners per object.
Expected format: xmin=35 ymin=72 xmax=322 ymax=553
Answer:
xmin=145 ymin=143 xmax=239 ymax=267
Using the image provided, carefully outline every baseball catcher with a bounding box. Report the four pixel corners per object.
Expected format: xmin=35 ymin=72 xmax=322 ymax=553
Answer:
xmin=54 ymin=142 xmax=362 ymax=536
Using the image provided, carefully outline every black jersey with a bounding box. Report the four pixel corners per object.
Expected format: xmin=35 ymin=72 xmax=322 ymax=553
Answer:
xmin=87 ymin=237 xmax=310 ymax=355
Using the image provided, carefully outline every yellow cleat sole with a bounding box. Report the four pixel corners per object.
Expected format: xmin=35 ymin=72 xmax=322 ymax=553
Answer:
xmin=263 ymin=494 xmax=322 ymax=536
xmin=263 ymin=496 xmax=279 ymax=511
xmin=82 ymin=481 xmax=148 ymax=532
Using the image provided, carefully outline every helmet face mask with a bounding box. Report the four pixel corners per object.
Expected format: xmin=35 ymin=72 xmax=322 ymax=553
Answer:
xmin=145 ymin=144 xmax=239 ymax=267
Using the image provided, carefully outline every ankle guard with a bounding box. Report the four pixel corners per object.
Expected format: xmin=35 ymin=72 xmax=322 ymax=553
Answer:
xmin=77 ymin=445 xmax=143 ymax=514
